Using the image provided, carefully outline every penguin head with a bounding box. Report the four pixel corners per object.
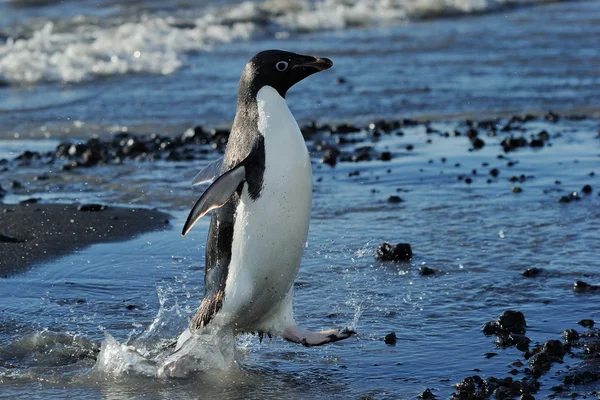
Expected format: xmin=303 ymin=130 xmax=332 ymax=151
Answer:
xmin=241 ymin=50 xmax=333 ymax=98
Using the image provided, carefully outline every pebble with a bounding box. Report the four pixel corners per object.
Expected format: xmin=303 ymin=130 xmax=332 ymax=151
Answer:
xmin=374 ymin=242 xmax=413 ymax=262
xmin=573 ymin=280 xmax=600 ymax=292
xmin=419 ymin=266 xmax=436 ymax=276
xmin=387 ymin=195 xmax=403 ymax=203
xmin=522 ymin=267 xmax=543 ymax=277
xmin=384 ymin=332 xmax=397 ymax=345
xmin=483 ymin=310 xmax=527 ymax=335
xmin=320 ymin=148 xmax=340 ymax=167
xmin=418 ymin=388 xmax=437 ymax=399
xmin=562 ymin=329 xmax=579 ymax=342
xmin=582 ymin=184 xmax=592 ymax=194
xmin=577 ymin=319 xmax=594 ymax=328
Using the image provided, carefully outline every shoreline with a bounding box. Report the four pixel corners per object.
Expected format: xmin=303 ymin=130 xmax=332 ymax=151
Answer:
xmin=0 ymin=203 xmax=170 ymax=277
xmin=1 ymin=106 xmax=599 ymax=141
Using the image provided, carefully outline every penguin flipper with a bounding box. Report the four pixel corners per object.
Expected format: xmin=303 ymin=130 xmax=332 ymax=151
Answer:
xmin=181 ymin=164 xmax=246 ymax=236
xmin=191 ymin=157 xmax=224 ymax=186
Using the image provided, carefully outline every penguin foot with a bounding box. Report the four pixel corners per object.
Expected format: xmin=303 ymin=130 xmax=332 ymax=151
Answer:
xmin=283 ymin=326 xmax=355 ymax=347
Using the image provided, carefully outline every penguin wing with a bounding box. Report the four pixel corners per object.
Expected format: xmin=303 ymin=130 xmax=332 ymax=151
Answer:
xmin=191 ymin=157 xmax=223 ymax=186
xmin=181 ymin=164 xmax=245 ymax=236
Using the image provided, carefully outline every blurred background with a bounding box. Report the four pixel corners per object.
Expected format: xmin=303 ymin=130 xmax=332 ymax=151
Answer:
xmin=0 ymin=0 xmax=598 ymax=139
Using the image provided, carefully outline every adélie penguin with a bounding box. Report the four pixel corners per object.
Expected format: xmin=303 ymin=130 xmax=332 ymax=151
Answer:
xmin=177 ymin=50 xmax=354 ymax=350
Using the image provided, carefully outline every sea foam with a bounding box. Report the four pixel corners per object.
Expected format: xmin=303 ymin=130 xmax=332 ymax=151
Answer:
xmin=0 ymin=0 xmax=561 ymax=85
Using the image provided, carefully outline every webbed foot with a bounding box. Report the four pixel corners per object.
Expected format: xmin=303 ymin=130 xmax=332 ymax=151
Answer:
xmin=283 ymin=326 xmax=355 ymax=347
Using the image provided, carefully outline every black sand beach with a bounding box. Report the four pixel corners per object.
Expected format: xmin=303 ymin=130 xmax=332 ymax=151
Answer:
xmin=0 ymin=203 xmax=169 ymax=276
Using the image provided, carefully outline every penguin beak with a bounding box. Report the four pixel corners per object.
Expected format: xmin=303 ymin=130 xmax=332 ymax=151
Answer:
xmin=293 ymin=57 xmax=333 ymax=72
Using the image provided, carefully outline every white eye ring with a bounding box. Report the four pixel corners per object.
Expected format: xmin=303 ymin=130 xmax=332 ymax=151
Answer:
xmin=275 ymin=61 xmax=288 ymax=71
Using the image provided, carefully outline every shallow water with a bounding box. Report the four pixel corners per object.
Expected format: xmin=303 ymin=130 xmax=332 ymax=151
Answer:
xmin=1 ymin=0 xmax=599 ymax=139
xmin=2 ymin=114 xmax=600 ymax=398
xmin=1 ymin=0 xmax=600 ymax=398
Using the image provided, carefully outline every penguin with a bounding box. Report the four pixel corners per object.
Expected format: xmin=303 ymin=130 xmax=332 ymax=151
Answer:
xmin=177 ymin=50 xmax=354 ymax=349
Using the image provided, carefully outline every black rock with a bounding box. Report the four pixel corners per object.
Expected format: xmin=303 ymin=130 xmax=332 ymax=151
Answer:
xmin=582 ymin=184 xmax=592 ymax=194
xmin=577 ymin=319 xmax=594 ymax=328
xmin=484 ymin=310 xmax=527 ymax=335
xmin=387 ymin=195 xmax=403 ymax=204
xmin=541 ymin=339 xmax=566 ymax=358
xmin=420 ymin=266 xmax=436 ymax=276
xmin=562 ymin=329 xmax=579 ymax=342
xmin=331 ymin=123 xmax=360 ymax=134
xmin=77 ymin=204 xmax=107 ymax=212
xmin=321 ymin=148 xmax=340 ymax=167
xmin=471 ymin=137 xmax=485 ymax=150
xmin=501 ymin=137 xmax=527 ymax=152
xmin=558 ymin=195 xmax=571 ymax=203
xmin=573 ymin=280 xmax=600 ymax=292
xmin=418 ymin=388 xmax=437 ymax=399
xmin=384 ymin=332 xmax=397 ymax=345
xmin=489 ymin=168 xmax=499 ymax=178
xmin=522 ymin=267 xmax=543 ymax=277
xmin=529 ymin=139 xmax=544 ymax=148
xmin=496 ymin=333 xmax=531 ymax=350
xmin=374 ymin=242 xmax=413 ymax=262
xmin=379 ymin=151 xmax=392 ymax=161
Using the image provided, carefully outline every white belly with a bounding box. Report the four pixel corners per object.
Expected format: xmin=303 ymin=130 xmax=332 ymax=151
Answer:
xmin=219 ymin=86 xmax=312 ymax=332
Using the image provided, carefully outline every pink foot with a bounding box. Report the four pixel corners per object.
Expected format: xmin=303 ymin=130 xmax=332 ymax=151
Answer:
xmin=283 ymin=326 xmax=355 ymax=347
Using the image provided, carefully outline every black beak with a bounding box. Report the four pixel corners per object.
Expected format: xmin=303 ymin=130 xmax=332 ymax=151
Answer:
xmin=293 ymin=57 xmax=333 ymax=71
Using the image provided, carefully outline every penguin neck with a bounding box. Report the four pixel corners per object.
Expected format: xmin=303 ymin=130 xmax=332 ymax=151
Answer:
xmin=255 ymin=86 xmax=295 ymax=136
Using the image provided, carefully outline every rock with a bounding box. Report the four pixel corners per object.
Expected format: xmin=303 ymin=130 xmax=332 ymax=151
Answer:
xmin=483 ymin=310 xmax=526 ymax=335
xmin=418 ymin=388 xmax=437 ymax=399
xmin=577 ymin=319 xmax=594 ymax=328
xmin=419 ymin=266 xmax=436 ymax=276
xmin=387 ymin=195 xmax=403 ymax=204
xmin=582 ymin=184 xmax=592 ymax=194
xmin=321 ymin=148 xmax=340 ymax=167
xmin=529 ymin=139 xmax=544 ymax=148
xmin=77 ymin=204 xmax=107 ymax=212
xmin=501 ymin=137 xmax=527 ymax=152
xmin=10 ymin=181 xmax=22 ymax=189
xmin=512 ymin=186 xmax=522 ymax=193
xmin=496 ymin=333 xmax=531 ymax=351
xmin=573 ymin=280 xmax=600 ymax=292
xmin=374 ymin=242 xmax=413 ymax=262
xmin=522 ymin=267 xmax=543 ymax=277
xmin=541 ymin=339 xmax=566 ymax=358
xmin=379 ymin=151 xmax=392 ymax=161
xmin=331 ymin=123 xmax=360 ymax=134
xmin=471 ymin=137 xmax=485 ymax=150
xmin=558 ymin=195 xmax=571 ymax=203
xmin=562 ymin=329 xmax=579 ymax=342
xmin=384 ymin=332 xmax=397 ymax=345
xmin=528 ymin=352 xmax=552 ymax=377
xmin=490 ymin=168 xmax=499 ymax=178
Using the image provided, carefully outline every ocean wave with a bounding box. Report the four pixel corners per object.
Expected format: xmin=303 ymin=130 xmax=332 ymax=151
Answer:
xmin=0 ymin=0 xmax=564 ymax=85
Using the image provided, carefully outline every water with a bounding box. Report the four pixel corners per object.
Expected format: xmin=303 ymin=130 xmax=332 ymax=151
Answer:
xmin=1 ymin=0 xmax=600 ymax=398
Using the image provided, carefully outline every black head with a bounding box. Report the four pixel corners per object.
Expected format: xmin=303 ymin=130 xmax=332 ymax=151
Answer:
xmin=239 ymin=50 xmax=333 ymax=99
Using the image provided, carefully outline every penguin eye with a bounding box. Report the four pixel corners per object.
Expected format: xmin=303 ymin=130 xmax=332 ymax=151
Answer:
xmin=275 ymin=61 xmax=289 ymax=72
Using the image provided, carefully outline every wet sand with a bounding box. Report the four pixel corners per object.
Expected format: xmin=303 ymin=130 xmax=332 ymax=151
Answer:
xmin=0 ymin=203 xmax=169 ymax=277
